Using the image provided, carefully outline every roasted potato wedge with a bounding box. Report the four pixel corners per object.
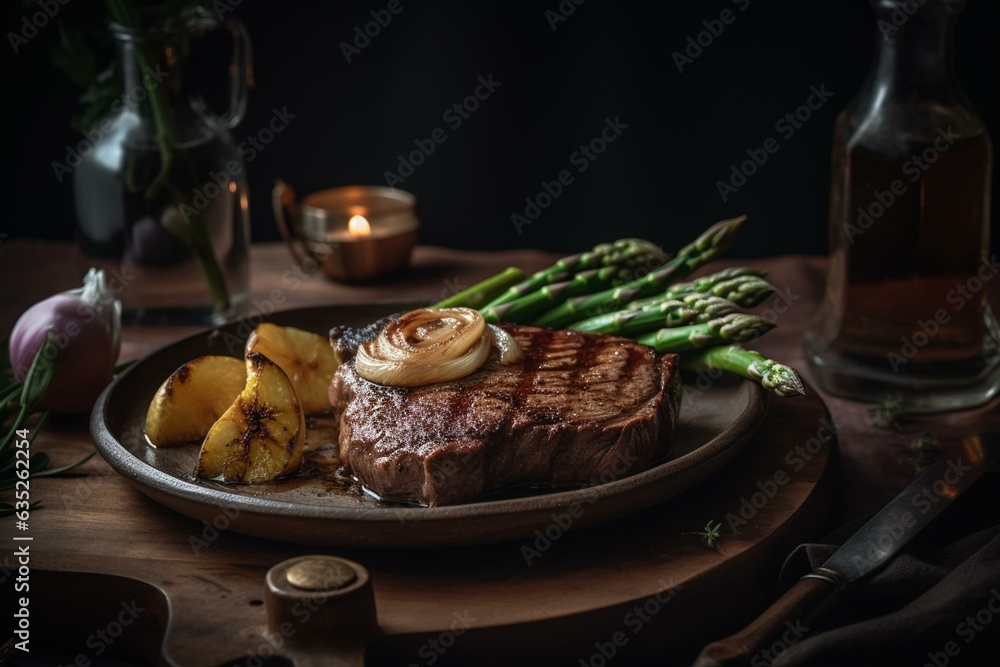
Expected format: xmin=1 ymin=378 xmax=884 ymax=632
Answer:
xmin=244 ymin=323 xmax=339 ymax=415
xmin=145 ymin=355 xmax=245 ymax=447
xmin=194 ymin=353 xmax=305 ymax=483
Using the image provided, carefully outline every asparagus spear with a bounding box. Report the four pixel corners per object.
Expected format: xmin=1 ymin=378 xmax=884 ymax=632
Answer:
xmin=668 ymin=266 xmax=766 ymax=293
xmin=534 ymin=216 xmax=746 ymax=328
xmin=635 ymin=313 xmax=773 ymax=352
xmin=482 ymin=266 xmax=630 ymax=324
xmin=571 ymin=294 xmax=739 ymax=335
xmin=431 ymin=267 xmax=526 ymax=309
xmin=680 ymin=345 xmax=805 ymax=397
xmin=627 ymin=274 xmax=774 ymax=311
xmin=703 ymin=275 xmax=775 ymax=307
xmin=484 ymin=238 xmax=669 ymax=308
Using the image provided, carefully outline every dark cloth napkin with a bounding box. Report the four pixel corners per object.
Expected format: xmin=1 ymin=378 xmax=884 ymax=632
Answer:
xmin=771 ymin=474 xmax=1000 ymax=667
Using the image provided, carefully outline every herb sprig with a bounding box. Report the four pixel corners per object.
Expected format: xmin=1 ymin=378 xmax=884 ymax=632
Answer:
xmin=683 ymin=520 xmax=724 ymax=549
xmin=910 ymin=432 xmax=939 ymax=473
xmin=0 ymin=335 xmax=96 ymax=515
xmin=869 ymin=394 xmax=905 ymax=430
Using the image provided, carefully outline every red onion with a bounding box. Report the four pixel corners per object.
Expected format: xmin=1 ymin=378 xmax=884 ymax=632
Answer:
xmin=9 ymin=269 xmax=122 ymax=414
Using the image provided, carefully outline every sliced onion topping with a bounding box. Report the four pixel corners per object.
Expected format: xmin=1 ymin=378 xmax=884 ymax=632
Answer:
xmin=488 ymin=323 xmax=525 ymax=366
xmin=356 ymin=308 xmax=523 ymax=387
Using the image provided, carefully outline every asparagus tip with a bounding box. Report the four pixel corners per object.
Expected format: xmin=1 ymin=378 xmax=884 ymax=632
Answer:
xmin=682 ymin=214 xmax=748 ymax=258
xmin=752 ymin=360 xmax=806 ymax=397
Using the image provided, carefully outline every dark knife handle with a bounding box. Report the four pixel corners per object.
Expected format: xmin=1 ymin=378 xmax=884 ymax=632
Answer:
xmin=693 ymin=575 xmax=843 ymax=667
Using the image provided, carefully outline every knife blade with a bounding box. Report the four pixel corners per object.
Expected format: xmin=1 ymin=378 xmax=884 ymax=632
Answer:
xmin=694 ymin=432 xmax=1000 ymax=667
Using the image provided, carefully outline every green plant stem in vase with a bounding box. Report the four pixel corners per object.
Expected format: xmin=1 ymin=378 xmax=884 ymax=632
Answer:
xmin=160 ymin=206 xmax=231 ymax=313
xmin=105 ymin=0 xmax=231 ymax=315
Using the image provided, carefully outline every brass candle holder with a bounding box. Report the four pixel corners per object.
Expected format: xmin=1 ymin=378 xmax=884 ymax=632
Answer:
xmin=273 ymin=181 xmax=419 ymax=282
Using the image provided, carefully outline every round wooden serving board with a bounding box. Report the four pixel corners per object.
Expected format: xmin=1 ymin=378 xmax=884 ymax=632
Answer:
xmin=29 ymin=378 xmax=835 ymax=666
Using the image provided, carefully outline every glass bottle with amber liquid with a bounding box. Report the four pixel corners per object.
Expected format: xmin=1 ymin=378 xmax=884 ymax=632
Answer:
xmin=806 ymin=0 xmax=999 ymax=412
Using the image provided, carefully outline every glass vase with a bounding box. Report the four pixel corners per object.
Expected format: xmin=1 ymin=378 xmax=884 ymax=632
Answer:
xmin=73 ymin=10 xmax=252 ymax=325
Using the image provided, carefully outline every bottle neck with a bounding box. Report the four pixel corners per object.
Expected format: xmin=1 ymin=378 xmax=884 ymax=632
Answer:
xmin=870 ymin=1 xmax=960 ymax=96
xmin=115 ymin=34 xmax=190 ymax=123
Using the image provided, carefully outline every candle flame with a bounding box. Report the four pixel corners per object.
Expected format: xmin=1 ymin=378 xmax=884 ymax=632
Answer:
xmin=348 ymin=215 xmax=372 ymax=236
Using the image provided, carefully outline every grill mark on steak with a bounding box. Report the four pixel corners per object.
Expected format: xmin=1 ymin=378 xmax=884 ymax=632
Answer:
xmin=329 ymin=323 xmax=681 ymax=506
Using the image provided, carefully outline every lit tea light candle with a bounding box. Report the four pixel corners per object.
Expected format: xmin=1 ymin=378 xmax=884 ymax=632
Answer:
xmin=273 ymin=182 xmax=419 ymax=282
xmin=348 ymin=215 xmax=372 ymax=237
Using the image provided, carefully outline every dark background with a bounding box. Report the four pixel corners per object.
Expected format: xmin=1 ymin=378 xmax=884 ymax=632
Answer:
xmin=2 ymin=0 xmax=998 ymax=258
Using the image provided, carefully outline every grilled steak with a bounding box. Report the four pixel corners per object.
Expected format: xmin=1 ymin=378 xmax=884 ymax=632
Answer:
xmin=328 ymin=323 xmax=682 ymax=506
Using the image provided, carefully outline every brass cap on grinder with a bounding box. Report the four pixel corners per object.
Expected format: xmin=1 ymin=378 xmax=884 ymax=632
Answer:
xmin=265 ymin=555 xmax=378 ymax=650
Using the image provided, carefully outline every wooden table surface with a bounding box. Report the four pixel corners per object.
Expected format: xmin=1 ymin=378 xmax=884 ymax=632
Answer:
xmin=2 ymin=241 xmax=999 ymax=665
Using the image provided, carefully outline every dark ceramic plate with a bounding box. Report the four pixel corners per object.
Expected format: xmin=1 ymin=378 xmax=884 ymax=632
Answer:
xmin=91 ymin=303 xmax=768 ymax=548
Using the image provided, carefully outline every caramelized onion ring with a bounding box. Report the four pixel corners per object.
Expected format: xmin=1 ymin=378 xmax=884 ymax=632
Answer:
xmin=356 ymin=308 xmax=524 ymax=387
